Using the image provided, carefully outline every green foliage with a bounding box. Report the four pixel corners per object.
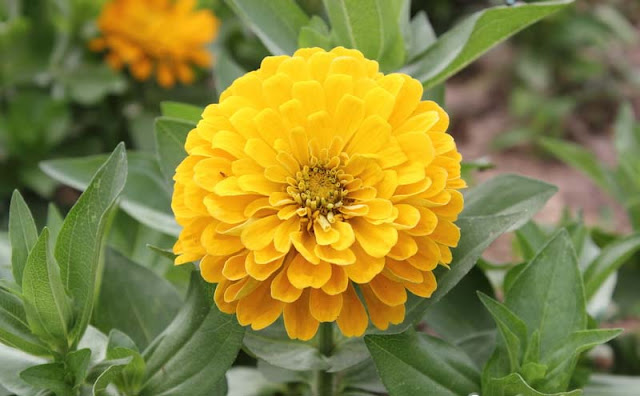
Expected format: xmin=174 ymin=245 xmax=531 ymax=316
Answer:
xmin=541 ymin=103 xmax=640 ymax=229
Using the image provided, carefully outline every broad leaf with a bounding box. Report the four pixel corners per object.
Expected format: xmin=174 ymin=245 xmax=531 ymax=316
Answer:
xmin=159 ymin=102 xmax=203 ymax=124
xmin=66 ymin=348 xmax=91 ymax=388
xmin=298 ymin=16 xmax=332 ymax=50
xmin=41 ymin=150 xmax=178 ymax=236
xmin=93 ymin=249 xmax=181 ymax=350
xmin=22 ymin=228 xmax=72 ymax=350
xmin=366 ymin=329 xmax=481 ymax=396
xmin=92 ymin=357 xmax=132 ymax=396
xmin=20 ymin=363 xmax=72 ymax=396
xmin=9 ymin=190 xmax=38 ymax=286
xmin=52 ymin=143 xmax=128 ymax=344
xmin=424 ymin=268 xmax=496 ymax=366
xmin=327 ymin=337 xmax=370 ymax=373
xmin=583 ymin=233 xmax=640 ymax=299
xmin=46 ymin=204 xmax=64 ymax=245
xmin=154 ymin=117 xmax=191 ymax=187
xmin=488 ymin=373 xmax=582 ymax=396
xmin=407 ymin=11 xmax=436 ymax=62
xmin=0 ymin=288 xmax=49 ymax=356
xmin=402 ymin=0 xmax=573 ymax=89
xmin=244 ymin=325 xmax=329 ymax=372
xmin=226 ymin=0 xmax=309 ymax=55
xmin=214 ymin=48 xmax=248 ymax=97
xmin=323 ymin=0 xmax=403 ymax=62
xmin=140 ymin=273 xmax=245 ymax=396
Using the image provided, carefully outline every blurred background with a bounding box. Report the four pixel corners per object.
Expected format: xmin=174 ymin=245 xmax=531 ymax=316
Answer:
xmin=1 ymin=0 xmax=640 ymax=381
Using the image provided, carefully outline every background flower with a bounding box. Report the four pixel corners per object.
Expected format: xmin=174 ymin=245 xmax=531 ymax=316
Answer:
xmin=89 ymin=0 xmax=219 ymax=87
xmin=172 ymin=47 xmax=466 ymax=340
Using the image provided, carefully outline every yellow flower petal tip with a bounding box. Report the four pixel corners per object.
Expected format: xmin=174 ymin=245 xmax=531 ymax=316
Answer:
xmin=90 ymin=0 xmax=219 ymax=88
xmin=171 ymin=47 xmax=466 ymax=340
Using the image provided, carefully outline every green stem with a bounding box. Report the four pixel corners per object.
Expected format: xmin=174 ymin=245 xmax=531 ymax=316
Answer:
xmin=315 ymin=323 xmax=334 ymax=396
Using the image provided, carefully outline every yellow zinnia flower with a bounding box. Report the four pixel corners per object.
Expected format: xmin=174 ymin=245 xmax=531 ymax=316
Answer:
xmin=89 ymin=0 xmax=219 ymax=88
xmin=172 ymin=47 xmax=466 ymax=340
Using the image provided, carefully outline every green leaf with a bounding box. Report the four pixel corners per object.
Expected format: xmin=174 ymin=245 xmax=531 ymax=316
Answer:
xmin=52 ymin=143 xmax=128 ymax=344
xmin=93 ymin=249 xmax=182 ymax=350
xmin=383 ymin=174 xmax=556 ymax=333
xmin=92 ymin=357 xmax=132 ymax=396
xmin=478 ymin=292 xmax=528 ymax=372
xmin=46 ymin=204 xmax=64 ymax=246
xmin=66 ymin=348 xmax=91 ymax=388
xmin=0 ymin=344 xmax=46 ymax=396
xmin=0 ymin=287 xmax=49 ymax=356
xmin=227 ymin=367 xmax=281 ymax=396
xmin=613 ymin=102 xmax=639 ymax=163
xmin=539 ymin=137 xmax=614 ymax=195
xmin=9 ymin=190 xmax=38 ymax=286
xmin=543 ymin=329 xmax=621 ymax=370
xmin=407 ymin=11 xmax=436 ymax=61
xmin=515 ymin=221 xmax=549 ymax=262
xmin=140 ymin=273 xmax=245 ymax=396
xmin=226 ymin=0 xmax=310 ymax=55
xmin=326 ymin=337 xmax=370 ymax=373
xmin=244 ymin=325 xmax=329 ymax=372
xmin=323 ymin=0 xmax=404 ymax=62
xmin=298 ymin=16 xmax=332 ymax=50
xmin=365 ymin=329 xmax=481 ymax=396
xmin=462 ymin=174 xmax=557 ymax=231
xmin=105 ymin=331 xmax=146 ymax=396
xmin=22 ymin=228 xmax=72 ymax=350
xmin=583 ymin=233 xmax=640 ymax=299
xmin=77 ymin=326 xmax=109 ymax=368
xmin=20 ymin=363 xmax=73 ymax=396
xmin=423 ymin=268 xmax=496 ymax=366
xmin=488 ymin=373 xmax=582 ymax=396
xmin=214 ymin=48 xmax=247 ymax=98
xmin=154 ymin=117 xmax=191 ymax=187
xmin=41 ymin=150 xmax=178 ymax=236
xmin=402 ymin=0 xmax=573 ymax=90
xmin=62 ymin=63 xmax=127 ymax=106
xmin=160 ymin=102 xmax=203 ymax=124
xmin=505 ymin=231 xmax=586 ymax=392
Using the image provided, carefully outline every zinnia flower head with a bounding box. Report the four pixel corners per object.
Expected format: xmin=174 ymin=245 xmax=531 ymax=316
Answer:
xmin=172 ymin=47 xmax=466 ymax=340
xmin=89 ymin=0 xmax=219 ymax=88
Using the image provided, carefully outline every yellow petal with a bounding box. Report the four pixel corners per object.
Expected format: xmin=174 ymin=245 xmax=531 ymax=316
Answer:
xmin=322 ymin=265 xmax=349 ymax=295
xmin=431 ymin=190 xmax=464 ymax=221
xmin=274 ymin=217 xmax=300 ymax=252
xmin=352 ymin=218 xmax=397 ymax=258
xmin=407 ymin=237 xmax=441 ymax=271
xmin=393 ymin=204 xmax=421 ymax=230
xmin=361 ymin=284 xmax=405 ymax=330
xmin=430 ymin=219 xmax=460 ymax=247
xmin=388 ymin=232 xmax=418 ymax=260
xmin=241 ymin=215 xmax=281 ymax=251
xmin=309 ymin=288 xmax=343 ymax=322
xmin=283 ymin=290 xmax=319 ymax=341
xmin=201 ymin=223 xmax=244 ymax=256
xmin=254 ymin=243 xmax=287 ymax=264
xmin=287 ymin=255 xmax=331 ymax=289
xmin=200 ymin=255 xmax=226 ymax=283
xmin=336 ymin=284 xmax=368 ymax=337
xmin=222 ymin=253 xmax=248 ymax=280
xmin=369 ymin=274 xmax=407 ymax=306
xmin=385 ymin=259 xmax=423 ymax=284
xmin=344 ymin=244 xmax=384 ymax=283
xmin=214 ymin=280 xmax=238 ymax=314
xmin=405 ymin=270 xmax=437 ymax=298
xmin=291 ymin=231 xmax=320 ymax=264
xmin=245 ymin=252 xmax=283 ymax=281
xmin=271 ymin=266 xmax=303 ymax=303
xmin=330 ymin=221 xmax=355 ymax=251
xmin=313 ymin=221 xmax=340 ymax=246
xmin=406 ymin=207 xmax=438 ymax=236
xmin=224 ymin=277 xmax=260 ymax=303
xmin=314 ymin=245 xmax=356 ymax=265
xmin=236 ymin=281 xmax=284 ymax=330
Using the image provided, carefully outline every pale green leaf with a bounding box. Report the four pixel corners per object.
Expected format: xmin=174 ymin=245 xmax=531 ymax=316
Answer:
xmin=0 ymin=287 xmax=49 ymax=356
xmin=9 ymin=190 xmax=38 ymax=287
xmin=583 ymin=233 xmax=640 ymax=299
xmin=154 ymin=117 xmax=190 ymax=187
xmin=20 ymin=363 xmax=73 ymax=396
xmin=159 ymin=102 xmax=203 ymax=124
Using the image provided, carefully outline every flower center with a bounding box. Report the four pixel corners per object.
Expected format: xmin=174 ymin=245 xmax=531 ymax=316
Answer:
xmin=287 ymin=157 xmax=348 ymax=229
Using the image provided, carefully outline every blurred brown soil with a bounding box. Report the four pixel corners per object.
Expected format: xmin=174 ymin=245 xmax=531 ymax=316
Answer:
xmin=447 ymin=46 xmax=636 ymax=263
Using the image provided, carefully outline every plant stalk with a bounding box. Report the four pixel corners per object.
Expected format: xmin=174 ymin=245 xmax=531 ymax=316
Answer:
xmin=315 ymin=323 xmax=334 ymax=396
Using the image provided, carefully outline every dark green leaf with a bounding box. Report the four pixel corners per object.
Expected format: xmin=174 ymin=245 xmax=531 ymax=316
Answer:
xmin=226 ymin=0 xmax=309 ymax=55
xmin=52 ymin=143 xmax=128 ymax=344
xmin=20 ymin=363 xmax=73 ymax=396
xmin=543 ymin=329 xmax=621 ymax=370
xmin=154 ymin=117 xmax=191 ymax=187
xmin=41 ymin=150 xmax=178 ymax=236
xmin=366 ymin=329 xmax=481 ymax=396
xmin=9 ymin=190 xmax=38 ymax=286
xmin=424 ymin=268 xmax=496 ymax=366
xmin=326 ymin=337 xmax=370 ymax=373
xmin=140 ymin=273 xmax=245 ymax=396
xmin=22 ymin=228 xmax=72 ymax=350
xmin=402 ymin=0 xmax=573 ymax=89
xmin=160 ymin=102 xmax=203 ymax=124
xmin=583 ymin=233 xmax=640 ymax=299
xmin=94 ymin=249 xmax=181 ymax=350
xmin=244 ymin=325 xmax=329 ymax=372
xmin=66 ymin=348 xmax=91 ymax=388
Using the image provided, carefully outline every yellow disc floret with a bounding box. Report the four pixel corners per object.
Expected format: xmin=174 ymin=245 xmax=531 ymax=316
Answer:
xmin=171 ymin=47 xmax=466 ymax=340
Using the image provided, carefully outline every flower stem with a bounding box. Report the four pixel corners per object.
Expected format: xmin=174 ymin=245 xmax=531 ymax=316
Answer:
xmin=315 ymin=323 xmax=334 ymax=396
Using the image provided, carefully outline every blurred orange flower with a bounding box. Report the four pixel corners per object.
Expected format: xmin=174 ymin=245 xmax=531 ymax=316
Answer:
xmin=90 ymin=0 xmax=219 ymax=88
